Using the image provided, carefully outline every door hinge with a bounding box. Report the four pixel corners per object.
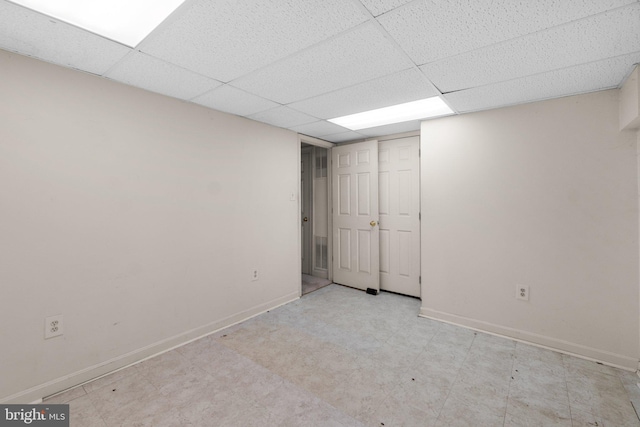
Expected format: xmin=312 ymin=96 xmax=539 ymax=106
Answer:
xmin=419 ymin=212 xmax=421 ymax=220
xmin=419 ymin=276 xmax=421 ymax=284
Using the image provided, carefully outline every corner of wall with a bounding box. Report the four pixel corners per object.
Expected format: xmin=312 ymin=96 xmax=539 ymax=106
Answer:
xmin=1 ymin=292 xmax=299 ymax=404
xmin=621 ymin=66 xmax=640 ymax=131
xmin=419 ymin=91 xmax=639 ymax=371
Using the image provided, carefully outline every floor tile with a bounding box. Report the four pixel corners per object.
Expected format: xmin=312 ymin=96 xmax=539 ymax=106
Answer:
xmin=66 ymin=394 xmax=107 ymax=427
xmin=86 ymin=373 xmax=159 ymax=420
xmin=175 ymin=388 xmax=251 ymax=426
xmin=436 ymin=393 xmax=506 ymax=427
xmin=54 ymin=284 xmax=639 ymax=427
xmin=101 ymin=394 xmax=179 ymax=427
xmin=324 ymin=372 xmax=390 ymax=418
xmin=567 ymin=370 xmax=640 ymax=426
xmin=505 ymin=394 xmax=572 ymax=426
xmin=364 ymin=390 xmax=438 ymax=427
xmin=563 ymin=354 xmax=622 ymax=378
xmin=389 ymin=376 xmax=452 ymax=419
xmin=510 ymin=359 xmax=570 ymax=407
xmin=515 ymin=342 xmax=564 ymax=364
xmin=82 ymin=366 xmax=137 ymax=394
xmin=446 ymin=375 xmax=510 ymax=415
xmin=569 ymin=410 xmax=603 ymax=426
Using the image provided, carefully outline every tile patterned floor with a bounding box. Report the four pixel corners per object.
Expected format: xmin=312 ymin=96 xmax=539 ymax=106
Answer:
xmin=302 ymin=274 xmax=332 ymax=295
xmin=46 ymin=284 xmax=640 ymax=426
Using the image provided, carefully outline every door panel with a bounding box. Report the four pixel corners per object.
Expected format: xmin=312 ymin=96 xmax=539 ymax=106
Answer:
xmin=379 ymin=171 xmax=390 ymax=215
xmin=379 ymin=137 xmax=420 ymax=297
xmin=332 ymin=140 xmax=379 ymax=292
xmin=339 ymin=175 xmax=351 ymax=214
xmin=398 ymin=230 xmax=411 ymax=276
xmin=357 ymin=173 xmax=371 ymax=215
xmin=357 ymin=229 xmax=371 ymax=273
xmin=380 ymin=229 xmax=390 ymax=274
xmin=338 ymin=228 xmax=351 ymax=270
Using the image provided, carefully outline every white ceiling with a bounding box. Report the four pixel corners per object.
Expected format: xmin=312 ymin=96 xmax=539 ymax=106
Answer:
xmin=1 ymin=0 xmax=639 ymax=143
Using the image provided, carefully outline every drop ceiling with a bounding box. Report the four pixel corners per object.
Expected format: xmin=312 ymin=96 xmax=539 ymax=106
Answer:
xmin=1 ymin=0 xmax=639 ymax=143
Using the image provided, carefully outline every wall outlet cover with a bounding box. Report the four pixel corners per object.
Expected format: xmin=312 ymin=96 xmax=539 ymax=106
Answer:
xmin=516 ymin=285 xmax=529 ymax=301
xmin=45 ymin=314 xmax=64 ymax=339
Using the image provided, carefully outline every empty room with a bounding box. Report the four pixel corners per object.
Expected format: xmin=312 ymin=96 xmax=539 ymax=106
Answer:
xmin=2 ymin=0 xmax=640 ymax=426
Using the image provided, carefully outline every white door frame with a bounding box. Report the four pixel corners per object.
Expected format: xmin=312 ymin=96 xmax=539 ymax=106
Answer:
xmin=298 ymin=135 xmax=335 ymax=293
xmin=298 ymin=132 xmax=421 ymax=297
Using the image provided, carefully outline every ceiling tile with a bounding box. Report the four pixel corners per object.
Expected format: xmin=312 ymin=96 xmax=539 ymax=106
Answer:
xmin=232 ymin=22 xmax=414 ymax=104
xmin=444 ymin=52 xmax=640 ymax=113
xmin=322 ymin=131 xmax=367 ymax=143
xmin=0 ymin=1 xmax=131 ymax=75
xmin=105 ymin=51 xmax=222 ymax=100
xmin=3 ymin=0 xmax=637 ymax=138
xmin=288 ymin=68 xmax=438 ymax=119
xmin=357 ymin=119 xmax=422 ymax=137
xmin=192 ymin=85 xmax=280 ymax=116
xmin=249 ymin=106 xmax=318 ymax=128
xmin=139 ymin=0 xmax=369 ymax=82
xmin=290 ymin=120 xmax=350 ymax=138
xmin=378 ymin=0 xmax=638 ymax=65
xmin=358 ymin=0 xmax=415 ymax=17
xmin=421 ymin=3 xmax=640 ymax=93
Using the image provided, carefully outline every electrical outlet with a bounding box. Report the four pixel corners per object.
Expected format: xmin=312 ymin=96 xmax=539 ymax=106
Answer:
xmin=516 ymin=285 xmax=529 ymax=301
xmin=251 ymin=269 xmax=259 ymax=281
xmin=45 ymin=314 xmax=64 ymax=339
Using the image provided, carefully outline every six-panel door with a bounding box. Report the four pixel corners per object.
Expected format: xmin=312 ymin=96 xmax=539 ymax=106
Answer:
xmin=379 ymin=137 xmax=420 ymax=297
xmin=331 ymin=140 xmax=380 ymax=292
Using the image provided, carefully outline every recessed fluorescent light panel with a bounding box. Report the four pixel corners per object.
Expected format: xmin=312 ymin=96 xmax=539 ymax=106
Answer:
xmin=328 ymin=97 xmax=455 ymax=131
xmin=9 ymin=0 xmax=185 ymax=47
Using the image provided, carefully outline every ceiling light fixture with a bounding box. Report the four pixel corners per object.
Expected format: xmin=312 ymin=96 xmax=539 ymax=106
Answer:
xmin=328 ymin=96 xmax=455 ymax=131
xmin=9 ymin=0 xmax=185 ymax=47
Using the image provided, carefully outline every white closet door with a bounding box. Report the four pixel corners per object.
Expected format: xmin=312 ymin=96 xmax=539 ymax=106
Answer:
xmin=379 ymin=137 xmax=420 ymax=297
xmin=331 ymin=140 xmax=379 ymax=292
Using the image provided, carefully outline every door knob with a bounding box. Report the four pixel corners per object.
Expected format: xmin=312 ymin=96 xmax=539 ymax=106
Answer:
xmin=303 ymin=217 xmax=308 ymax=222
xmin=370 ymin=220 xmax=377 ymax=227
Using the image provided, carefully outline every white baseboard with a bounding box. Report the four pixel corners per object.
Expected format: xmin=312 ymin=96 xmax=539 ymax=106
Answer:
xmin=420 ymin=307 xmax=638 ymax=371
xmin=2 ymin=291 xmax=299 ymax=404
